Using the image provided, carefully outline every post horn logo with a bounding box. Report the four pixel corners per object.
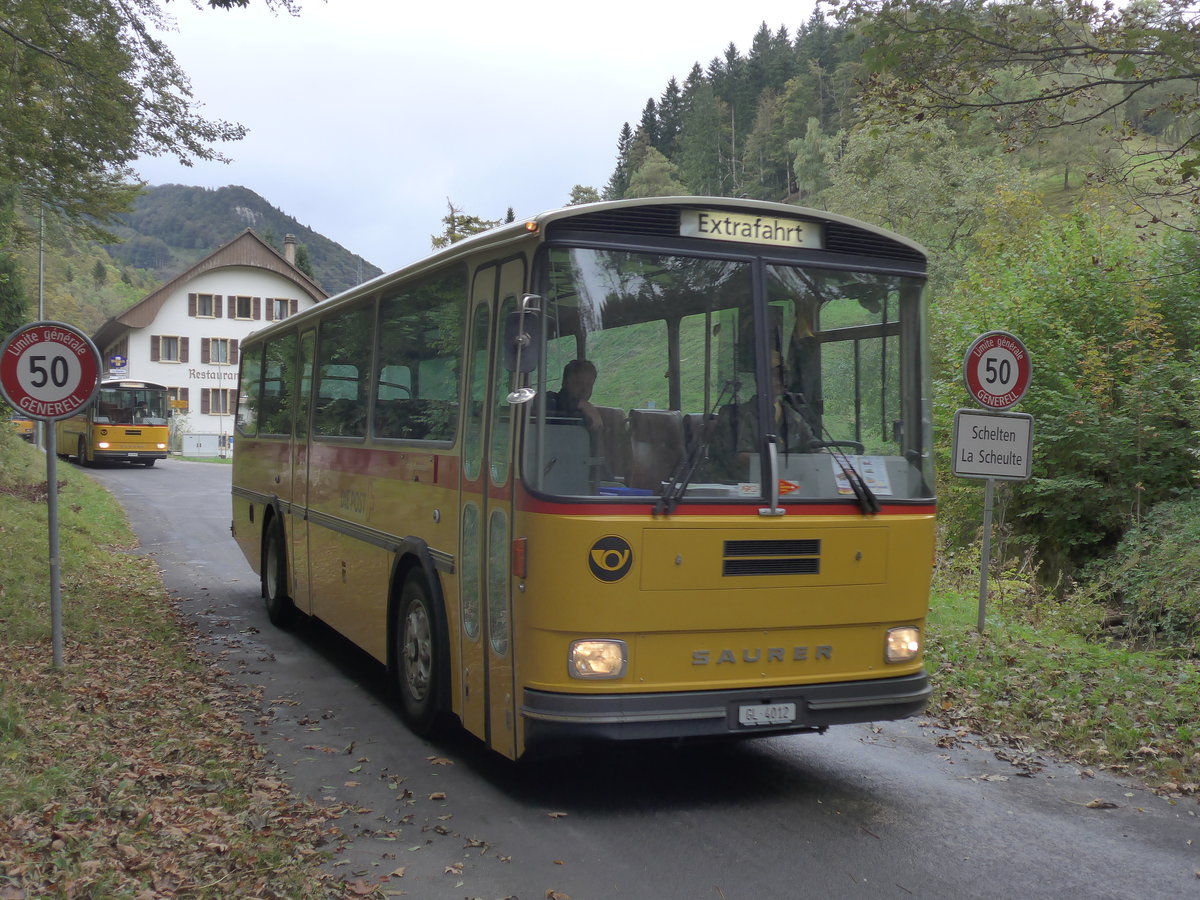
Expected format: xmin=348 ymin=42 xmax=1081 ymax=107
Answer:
xmin=588 ymin=535 xmax=633 ymax=582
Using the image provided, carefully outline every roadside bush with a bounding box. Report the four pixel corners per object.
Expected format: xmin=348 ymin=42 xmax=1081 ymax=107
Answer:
xmin=1075 ymin=492 xmax=1200 ymax=653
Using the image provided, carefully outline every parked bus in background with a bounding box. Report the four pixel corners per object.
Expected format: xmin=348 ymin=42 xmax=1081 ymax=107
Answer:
xmin=56 ymin=379 xmax=170 ymax=467
xmin=9 ymin=413 xmax=33 ymax=441
xmin=231 ymin=197 xmax=936 ymax=760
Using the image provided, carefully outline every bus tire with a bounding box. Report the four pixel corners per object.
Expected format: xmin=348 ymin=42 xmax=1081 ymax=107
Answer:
xmin=262 ymin=520 xmax=296 ymax=628
xmin=141 ymin=458 xmax=156 ymax=467
xmin=77 ymin=437 xmax=92 ymax=467
xmin=394 ymin=573 xmax=441 ymax=735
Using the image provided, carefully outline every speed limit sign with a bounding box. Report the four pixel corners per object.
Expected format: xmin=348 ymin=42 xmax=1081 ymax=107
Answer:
xmin=963 ymin=331 xmax=1031 ymax=410
xmin=0 ymin=321 xmax=101 ymax=420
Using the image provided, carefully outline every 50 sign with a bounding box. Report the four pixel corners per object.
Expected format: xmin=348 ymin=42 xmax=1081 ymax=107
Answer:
xmin=963 ymin=331 xmax=1031 ymax=410
xmin=0 ymin=321 xmax=101 ymax=420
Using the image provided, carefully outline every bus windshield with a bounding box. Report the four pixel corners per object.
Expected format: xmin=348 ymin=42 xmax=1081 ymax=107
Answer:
xmin=524 ymin=246 xmax=932 ymax=503
xmin=94 ymin=385 xmax=170 ymax=426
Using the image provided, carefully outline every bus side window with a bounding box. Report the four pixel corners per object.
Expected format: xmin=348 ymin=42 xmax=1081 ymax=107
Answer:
xmin=374 ymin=265 xmax=466 ymax=443
xmin=314 ymin=303 xmax=372 ymax=438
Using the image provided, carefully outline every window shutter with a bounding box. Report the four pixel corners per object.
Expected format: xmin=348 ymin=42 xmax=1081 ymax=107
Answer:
xmin=180 ymin=337 xmax=190 ymax=363
xmin=150 ymin=335 xmax=160 ymax=362
xmin=201 ymin=389 xmax=210 ymax=415
xmin=180 ymin=388 xmax=189 ymax=407
xmin=253 ymin=297 xmax=261 ymax=320
xmin=227 ymin=297 xmax=236 ymax=318
xmin=265 ymin=299 xmax=274 ymax=322
xmin=230 ymin=339 xmax=239 ymax=365
xmin=215 ymin=295 xmax=224 ymax=318
xmin=188 ymin=293 xmax=197 ymax=317
xmin=291 ymin=298 xmax=299 ymax=316
xmin=201 ymin=338 xmax=210 ymax=364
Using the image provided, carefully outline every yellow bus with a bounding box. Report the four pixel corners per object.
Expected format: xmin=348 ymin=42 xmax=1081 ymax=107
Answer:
xmin=9 ymin=413 xmax=34 ymax=441
xmin=56 ymin=379 xmax=170 ymax=467
xmin=231 ymin=197 xmax=935 ymax=760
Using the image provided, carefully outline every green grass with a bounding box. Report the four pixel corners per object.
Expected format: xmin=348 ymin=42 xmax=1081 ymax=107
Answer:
xmin=928 ymin=553 xmax=1200 ymax=793
xmin=0 ymin=428 xmax=342 ymax=899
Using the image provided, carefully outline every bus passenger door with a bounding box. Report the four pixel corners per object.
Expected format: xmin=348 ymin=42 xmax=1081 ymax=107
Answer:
xmin=289 ymin=330 xmax=316 ymax=615
xmin=459 ymin=257 xmax=524 ymax=758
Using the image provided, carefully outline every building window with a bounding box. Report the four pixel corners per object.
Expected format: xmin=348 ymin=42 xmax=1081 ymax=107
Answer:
xmin=151 ymin=335 xmax=188 ymax=363
xmin=168 ymin=387 xmax=189 ymax=412
xmin=235 ymin=296 xmax=253 ymax=319
xmin=203 ymin=388 xmax=236 ymax=416
xmin=202 ymin=337 xmax=238 ymax=365
xmin=189 ymin=293 xmax=223 ymax=318
xmin=272 ymin=298 xmax=291 ymax=320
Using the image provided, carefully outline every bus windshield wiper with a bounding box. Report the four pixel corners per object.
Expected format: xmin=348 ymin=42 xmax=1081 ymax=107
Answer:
xmin=789 ymin=391 xmax=880 ymax=515
xmin=656 ymin=380 xmax=739 ymax=516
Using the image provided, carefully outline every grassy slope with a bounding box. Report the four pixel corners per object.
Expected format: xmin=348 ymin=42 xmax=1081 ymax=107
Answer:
xmin=929 ymin=555 xmax=1199 ymax=794
xmin=0 ymin=430 xmax=342 ymax=899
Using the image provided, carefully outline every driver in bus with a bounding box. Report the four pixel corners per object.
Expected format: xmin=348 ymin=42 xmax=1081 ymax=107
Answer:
xmin=545 ymin=359 xmax=603 ymax=432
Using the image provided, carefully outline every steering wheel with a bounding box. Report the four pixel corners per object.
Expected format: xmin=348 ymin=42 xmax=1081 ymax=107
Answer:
xmin=811 ymin=440 xmax=866 ymax=454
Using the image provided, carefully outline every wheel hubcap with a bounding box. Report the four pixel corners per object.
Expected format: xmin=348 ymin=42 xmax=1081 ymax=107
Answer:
xmin=403 ymin=604 xmax=432 ymax=701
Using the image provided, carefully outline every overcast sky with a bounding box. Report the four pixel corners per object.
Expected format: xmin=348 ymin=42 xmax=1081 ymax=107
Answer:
xmin=136 ymin=0 xmax=819 ymax=274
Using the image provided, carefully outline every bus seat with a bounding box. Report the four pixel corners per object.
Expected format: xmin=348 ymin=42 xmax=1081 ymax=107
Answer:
xmin=593 ymin=405 xmax=630 ymax=481
xmin=628 ymin=408 xmax=685 ymax=490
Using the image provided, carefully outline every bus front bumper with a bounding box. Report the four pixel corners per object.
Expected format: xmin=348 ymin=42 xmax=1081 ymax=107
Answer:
xmin=521 ymin=671 xmax=931 ymax=747
xmin=95 ymin=450 xmax=168 ymax=462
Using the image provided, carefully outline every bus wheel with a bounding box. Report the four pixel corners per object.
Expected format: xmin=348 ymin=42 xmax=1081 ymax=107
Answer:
xmin=262 ymin=521 xmax=296 ymax=628
xmin=141 ymin=458 xmax=156 ymax=467
xmin=77 ymin=437 xmax=92 ymax=467
xmin=395 ymin=574 xmax=440 ymax=734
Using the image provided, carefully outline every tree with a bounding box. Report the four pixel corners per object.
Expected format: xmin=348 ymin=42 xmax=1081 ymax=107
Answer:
xmin=430 ymin=199 xmax=500 ymax=249
xmin=828 ymin=0 xmax=1200 ymax=226
xmin=624 ymin=148 xmax=689 ymax=199
xmin=821 ymin=119 xmax=1026 ymax=271
xmin=0 ymin=0 xmax=298 ymax=243
xmin=603 ymin=123 xmax=635 ymax=200
xmin=0 ymin=255 xmax=27 ymax=338
xmin=930 ymin=193 xmax=1200 ymax=575
xmin=568 ymin=185 xmax=601 ymax=206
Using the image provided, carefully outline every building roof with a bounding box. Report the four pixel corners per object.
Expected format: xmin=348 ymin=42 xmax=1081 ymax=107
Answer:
xmin=92 ymin=229 xmax=329 ymax=349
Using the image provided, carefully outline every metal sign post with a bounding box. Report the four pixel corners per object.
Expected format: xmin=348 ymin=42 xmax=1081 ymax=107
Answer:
xmin=956 ymin=331 xmax=1034 ymax=634
xmin=0 ymin=321 xmax=101 ymax=669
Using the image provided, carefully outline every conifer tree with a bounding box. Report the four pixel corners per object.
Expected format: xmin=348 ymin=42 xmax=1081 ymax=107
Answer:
xmin=603 ymin=123 xmax=635 ymax=200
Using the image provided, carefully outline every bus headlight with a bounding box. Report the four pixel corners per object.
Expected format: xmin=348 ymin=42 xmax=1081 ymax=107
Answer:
xmin=885 ymin=626 xmax=921 ymax=663
xmin=97 ymin=441 xmax=110 ymax=449
xmin=569 ymin=639 xmax=627 ymax=679
xmin=156 ymin=443 xmax=167 ymax=450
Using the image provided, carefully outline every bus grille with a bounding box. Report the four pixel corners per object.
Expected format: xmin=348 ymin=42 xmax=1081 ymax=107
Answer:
xmin=723 ymin=539 xmax=821 ymax=576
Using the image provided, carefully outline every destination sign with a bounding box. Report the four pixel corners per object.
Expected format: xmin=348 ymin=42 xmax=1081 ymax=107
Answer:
xmin=680 ymin=210 xmax=823 ymax=249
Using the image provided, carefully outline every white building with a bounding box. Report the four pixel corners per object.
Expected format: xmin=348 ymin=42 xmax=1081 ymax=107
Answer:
xmin=93 ymin=229 xmax=328 ymax=453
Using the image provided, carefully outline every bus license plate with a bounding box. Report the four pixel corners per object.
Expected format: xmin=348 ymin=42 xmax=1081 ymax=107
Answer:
xmin=738 ymin=702 xmax=796 ymax=727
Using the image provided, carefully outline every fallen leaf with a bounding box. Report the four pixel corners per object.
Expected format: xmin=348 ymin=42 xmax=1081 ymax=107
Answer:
xmin=1085 ymin=799 xmax=1119 ymax=809
xmin=547 ymin=811 xmax=568 ymax=818
xmin=444 ymin=862 xmax=464 ymax=875
xmin=390 ymin=866 xmax=407 ymax=877
xmin=429 ymin=791 xmax=447 ymax=800
xmin=426 ymin=756 xmax=454 ymax=766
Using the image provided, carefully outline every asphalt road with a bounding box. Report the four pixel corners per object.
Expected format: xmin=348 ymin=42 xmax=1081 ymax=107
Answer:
xmin=86 ymin=457 xmax=1199 ymax=899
